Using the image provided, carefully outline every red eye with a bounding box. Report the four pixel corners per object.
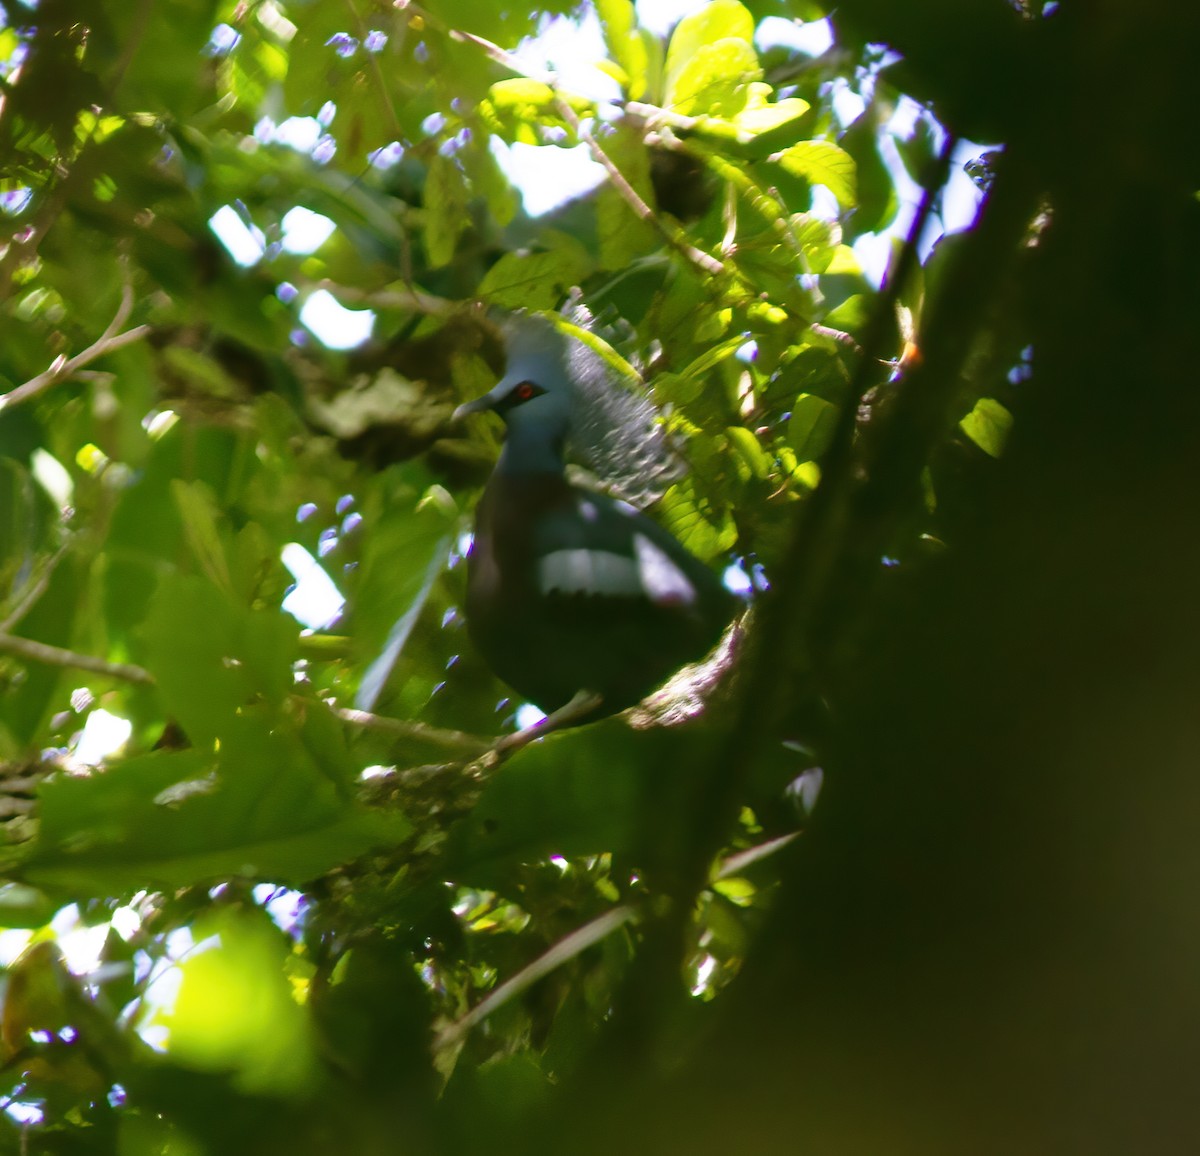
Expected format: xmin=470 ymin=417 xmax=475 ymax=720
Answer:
xmin=514 ymin=382 xmax=536 ymax=400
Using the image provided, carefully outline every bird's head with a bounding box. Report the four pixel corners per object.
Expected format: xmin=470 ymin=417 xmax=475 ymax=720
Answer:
xmin=454 ymin=311 xmax=684 ymax=497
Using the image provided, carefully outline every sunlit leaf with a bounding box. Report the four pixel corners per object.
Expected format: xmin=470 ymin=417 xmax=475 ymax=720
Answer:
xmin=770 ymin=140 xmax=857 ymax=208
xmin=657 ymin=478 xmax=738 ymax=560
xmin=155 ymin=908 xmax=317 ymax=1095
xmin=959 ymin=397 xmax=1013 ymax=458
xmin=787 ymin=393 xmax=840 ymax=461
xmin=596 ymin=0 xmax=649 ymax=100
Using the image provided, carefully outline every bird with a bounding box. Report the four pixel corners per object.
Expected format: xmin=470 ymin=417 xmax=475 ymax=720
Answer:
xmin=454 ymin=313 xmax=736 ymax=724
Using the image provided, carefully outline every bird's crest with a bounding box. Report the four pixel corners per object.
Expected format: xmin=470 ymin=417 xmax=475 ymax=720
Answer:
xmin=498 ymin=310 xmax=686 ymax=507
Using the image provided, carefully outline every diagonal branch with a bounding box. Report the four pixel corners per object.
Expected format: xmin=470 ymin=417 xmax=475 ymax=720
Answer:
xmin=553 ymin=98 xmax=726 ymax=278
xmin=334 ymin=707 xmax=491 ymax=757
xmin=0 ymin=276 xmax=152 ymax=413
xmin=405 ymin=2 xmax=726 ymax=279
xmin=435 ymin=903 xmax=638 ymax=1051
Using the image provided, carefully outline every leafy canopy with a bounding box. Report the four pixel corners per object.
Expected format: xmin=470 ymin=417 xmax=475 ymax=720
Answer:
xmin=0 ymin=1 xmax=1013 ymax=1151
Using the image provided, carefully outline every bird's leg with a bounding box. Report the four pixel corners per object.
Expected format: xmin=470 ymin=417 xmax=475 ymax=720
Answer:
xmin=494 ymin=689 xmax=604 ymax=756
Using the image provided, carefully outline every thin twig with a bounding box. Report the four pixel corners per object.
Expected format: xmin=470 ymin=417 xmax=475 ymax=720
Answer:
xmin=408 ymin=3 xmax=726 ymax=280
xmin=493 ymin=689 xmax=604 ymax=755
xmin=442 ymin=22 xmax=556 ymax=86
xmin=554 ymin=98 xmax=726 ymax=278
xmin=810 ymin=322 xmax=864 ymax=354
xmin=435 ymin=904 xmax=638 ymax=1050
xmin=334 ymin=707 xmax=492 ymax=756
xmin=0 ymin=633 xmax=155 ymax=685
xmin=317 ymin=279 xmax=455 ymax=317
xmin=0 ymin=275 xmax=152 ymax=413
xmin=714 ymin=831 xmax=800 ymax=880
xmin=0 ymin=541 xmax=72 ymax=633
xmin=342 ymin=0 xmax=402 ymax=140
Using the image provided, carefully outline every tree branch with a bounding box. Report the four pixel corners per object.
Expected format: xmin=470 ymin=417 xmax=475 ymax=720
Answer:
xmin=342 ymin=0 xmax=402 ymax=140
xmin=0 ymin=542 xmax=72 ymax=633
xmin=334 ymin=707 xmax=492 ymax=757
xmin=0 ymin=632 xmax=155 ymax=685
xmin=553 ymin=98 xmax=726 ymax=278
xmin=435 ymin=904 xmax=638 ymax=1050
xmin=316 ymin=279 xmax=455 ymax=317
xmin=404 ymin=3 xmax=726 ymax=280
xmin=0 ymin=276 xmax=152 ymax=413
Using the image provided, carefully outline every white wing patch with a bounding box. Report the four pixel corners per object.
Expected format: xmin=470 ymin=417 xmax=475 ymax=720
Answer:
xmin=538 ymin=534 xmax=698 ymax=606
xmin=539 ymin=549 xmax=642 ymax=596
xmin=633 ymin=533 xmax=697 ymax=606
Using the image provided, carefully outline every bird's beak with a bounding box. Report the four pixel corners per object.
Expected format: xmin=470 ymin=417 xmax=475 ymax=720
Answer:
xmin=451 ymin=398 xmax=488 ymax=423
xmin=452 ymin=376 xmax=516 ymax=423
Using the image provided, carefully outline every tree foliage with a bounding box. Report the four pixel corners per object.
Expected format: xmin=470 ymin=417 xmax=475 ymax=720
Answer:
xmin=1 ymin=0 xmax=1197 ymax=1152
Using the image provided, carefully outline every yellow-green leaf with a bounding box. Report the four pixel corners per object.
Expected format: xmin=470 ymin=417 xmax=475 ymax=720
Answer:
xmin=666 ymin=40 xmax=761 ymax=117
xmin=596 ymin=0 xmax=649 ymax=100
xmin=771 ymin=140 xmax=857 ymax=208
xmin=959 ymin=397 xmax=1013 ymax=458
xmin=735 ymin=95 xmax=810 ymax=136
xmin=727 ymin=425 xmax=770 ymax=481
xmin=664 ymin=0 xmax=758 ymax=115
xmin=489 ymin=78 xmax=556 ymax=108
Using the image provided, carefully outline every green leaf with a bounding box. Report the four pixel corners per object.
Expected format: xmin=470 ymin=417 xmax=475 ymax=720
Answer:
xmin=442 ymin=722 xmax=714 ymax=887
xmin=1 ymin=555 xmax=81 ymax=749
xmin=462 ymin=133 xmax=521 ymax=227
xmin=840 ymin=110 xmax=900 ymax=238
xmin=596 ymin=122 xmax=659 ymax=270
xmin=141 ymin=571 xmax=300 ymax=746
xmin=787 ymin=393 xmax=840 ymax=461
xmin=657 ymin=477 xmax=738 ymax=560
xmin=23 ymin=711 xmax=411 ymax=898
xmin=666 ymin=40 xmax=762 ymax=117
xmin=735 ymin=93 xmax=810 ymax=139
xmin=141 ymin=573 xmax=249 ymax=747
xmin=823 ymin=294 xmax=869 ymax=334
xmin=100 ymin=0 xmax=217 ymax=118
xmin=425 ymin=154 xmax=470 ymax=269
xmin=596 ymin=0 xmax=649 ymax=100
xmin=352 ymin=482 xmax=457 ymax=712
xmin=0 ymin=882 xmax=56 ymax=928
xmin=171 ymin=479 xmax=233 ymax=595
xmin=665 ymin=0 xmax=755 ymax=91
xmin=790 ymin=212 xmax=842 ymax=272
xmin=770 ymin=140 xmax=858 ymax=208
xmin=478 ymin=244 xmax=591 ymax=311
xmin=156 ymin=907 xmax=317 ymax=1096
xmin=959 ymin=397 xmax=1013 ymax=458
xmin=487 ymin=78 xmax=557 ymax=108
xmin=727 ymin=425 xmax=771 ymax=481
xmin=664 ymin=0 xmax=759 ymax=116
